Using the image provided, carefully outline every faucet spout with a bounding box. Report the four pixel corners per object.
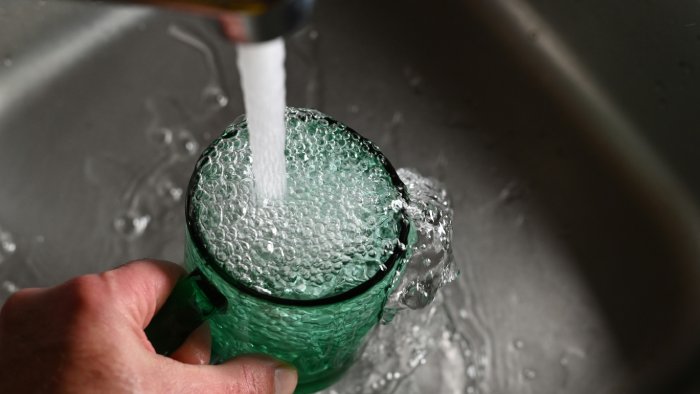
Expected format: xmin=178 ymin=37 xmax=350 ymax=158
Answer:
xmin=107 ymin=0 xmax=314 ymax=42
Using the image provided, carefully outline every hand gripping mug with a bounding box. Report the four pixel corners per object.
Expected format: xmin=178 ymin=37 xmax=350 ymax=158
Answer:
xmin=145 ymin=108 xmax=415 ymax=393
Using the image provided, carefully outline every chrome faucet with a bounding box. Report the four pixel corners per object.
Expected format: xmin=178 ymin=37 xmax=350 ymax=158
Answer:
xmin=108 ymin=0 xmax=314 ymax=42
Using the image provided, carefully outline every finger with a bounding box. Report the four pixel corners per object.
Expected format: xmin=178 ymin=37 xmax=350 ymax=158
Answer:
xmin=162 ymin=355 xmax=297 ymax=394
xmin=220 ymin=14 xmax=244 ymax=42
xmin=169 ymin=323 xmax=211 ymax=365
xmin=215 ymin=355 xmax=297 ymax=394
xmin=99 ymin=259 xmax=185 ymax=328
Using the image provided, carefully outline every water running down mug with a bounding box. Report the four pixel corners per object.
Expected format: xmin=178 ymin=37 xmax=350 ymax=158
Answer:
xmin=145 ymin=108 xmax=416 ymax=393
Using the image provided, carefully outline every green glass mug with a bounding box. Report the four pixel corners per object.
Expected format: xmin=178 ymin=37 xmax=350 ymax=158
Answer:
xmin=146 ymin=108 xmax=414 ymax=393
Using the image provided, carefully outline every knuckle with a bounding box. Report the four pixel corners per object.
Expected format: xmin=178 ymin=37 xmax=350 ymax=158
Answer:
xmin=59 ymin=275 xmax=108 ymax=317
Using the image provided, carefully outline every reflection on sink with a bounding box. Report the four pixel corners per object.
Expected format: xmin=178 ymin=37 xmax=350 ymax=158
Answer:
xmin=1 ymin=0 xmax=700 ymax=392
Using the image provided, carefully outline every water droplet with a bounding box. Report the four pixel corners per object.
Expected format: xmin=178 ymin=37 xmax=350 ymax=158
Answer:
xmin=113 ymin=212 xmax=151 ymax=239
xmin=156 ymin=178 xmax=184 ymax=204
xmin=3 ymin=56 xmax=12 ymax=67
xmin=203 ymin=86 xmax=229 ymax=108
xmin=1 ymin=231 xmax=16 ymax=255
xmin=148 ymin=127 xmax=173 ymax=146
xmin=513 ymin=339 xmax=525 ymax=350
xmin=172 ymin=130 xmax=199 ymax=157
xmin=308 ymin=29 xmax=319 ymax=40
xmin=0 ymin=227 xmax=16 ymax=264
xmin=459 ymin=309 xmax=469 ymax=319
xmin=522 ymin=368 xmax=537 ymax=380
xmin=466 ymin=364 xmax=478 ymax=378
xmin=2 ymin=281 xmax=19 ymax=294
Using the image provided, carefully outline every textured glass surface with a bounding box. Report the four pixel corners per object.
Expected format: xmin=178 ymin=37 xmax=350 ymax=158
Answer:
xmin=185 ymin=108 xmax=411 ymax=392
xmin=190 ymin=108 xmax=404 ymax=300
xmin=186 ymin=230 xmax=411 ymax=393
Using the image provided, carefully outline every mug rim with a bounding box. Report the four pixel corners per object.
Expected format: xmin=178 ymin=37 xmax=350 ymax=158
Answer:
xmin=185 ymin=108 xmax=410 ymax=307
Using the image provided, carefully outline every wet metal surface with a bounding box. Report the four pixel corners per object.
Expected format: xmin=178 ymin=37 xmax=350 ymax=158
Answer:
xmin=1 ymin=0 xmax=700 ymax=392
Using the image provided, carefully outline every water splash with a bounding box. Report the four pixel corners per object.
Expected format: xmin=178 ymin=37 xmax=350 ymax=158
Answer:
xmin=384 ymin=168 xmax=457 ymax=317
xmin=321 ymin=294 xmax=487 ymax=394
xmin=316 ymin=168 xmax=486 ymax=394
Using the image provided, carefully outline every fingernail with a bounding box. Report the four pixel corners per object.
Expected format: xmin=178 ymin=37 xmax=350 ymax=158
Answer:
xmin=274 ymin=365 xmax=298 ymax=394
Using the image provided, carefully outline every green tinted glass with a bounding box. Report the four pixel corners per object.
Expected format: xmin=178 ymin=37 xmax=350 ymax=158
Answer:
xmin=148 ymin=108 xmax=413 ymax=393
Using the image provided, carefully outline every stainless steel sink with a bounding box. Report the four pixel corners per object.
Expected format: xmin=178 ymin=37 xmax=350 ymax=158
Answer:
xmin=2 ymin=0 xmax=700 ymax=392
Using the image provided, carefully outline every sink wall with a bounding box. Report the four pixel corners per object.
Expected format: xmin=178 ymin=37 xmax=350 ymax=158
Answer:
xmin=1 ymin=0 xmax=699 ymax=392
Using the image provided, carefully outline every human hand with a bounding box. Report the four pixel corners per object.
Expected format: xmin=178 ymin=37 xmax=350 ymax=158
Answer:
xmin=0 ymin=259 xmax=298 ymax=393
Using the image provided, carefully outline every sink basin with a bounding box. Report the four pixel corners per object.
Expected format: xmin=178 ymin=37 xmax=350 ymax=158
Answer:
xmin=2 ymin=0 xmax=700 ymax=392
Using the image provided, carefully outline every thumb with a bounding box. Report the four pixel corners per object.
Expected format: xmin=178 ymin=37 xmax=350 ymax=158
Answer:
xmin=171 ymin=355 xmax=298 ymax=394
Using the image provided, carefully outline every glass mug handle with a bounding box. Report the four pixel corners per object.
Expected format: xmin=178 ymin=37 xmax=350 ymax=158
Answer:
xmin=144 ymin=268 xmax=228 ymax=355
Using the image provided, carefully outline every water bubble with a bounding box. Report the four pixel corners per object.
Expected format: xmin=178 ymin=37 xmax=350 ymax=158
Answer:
xmin=3 ymin=56 xmax=12 ymax=67
xmin=192 ymin=108 xmax=404 ymax=300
